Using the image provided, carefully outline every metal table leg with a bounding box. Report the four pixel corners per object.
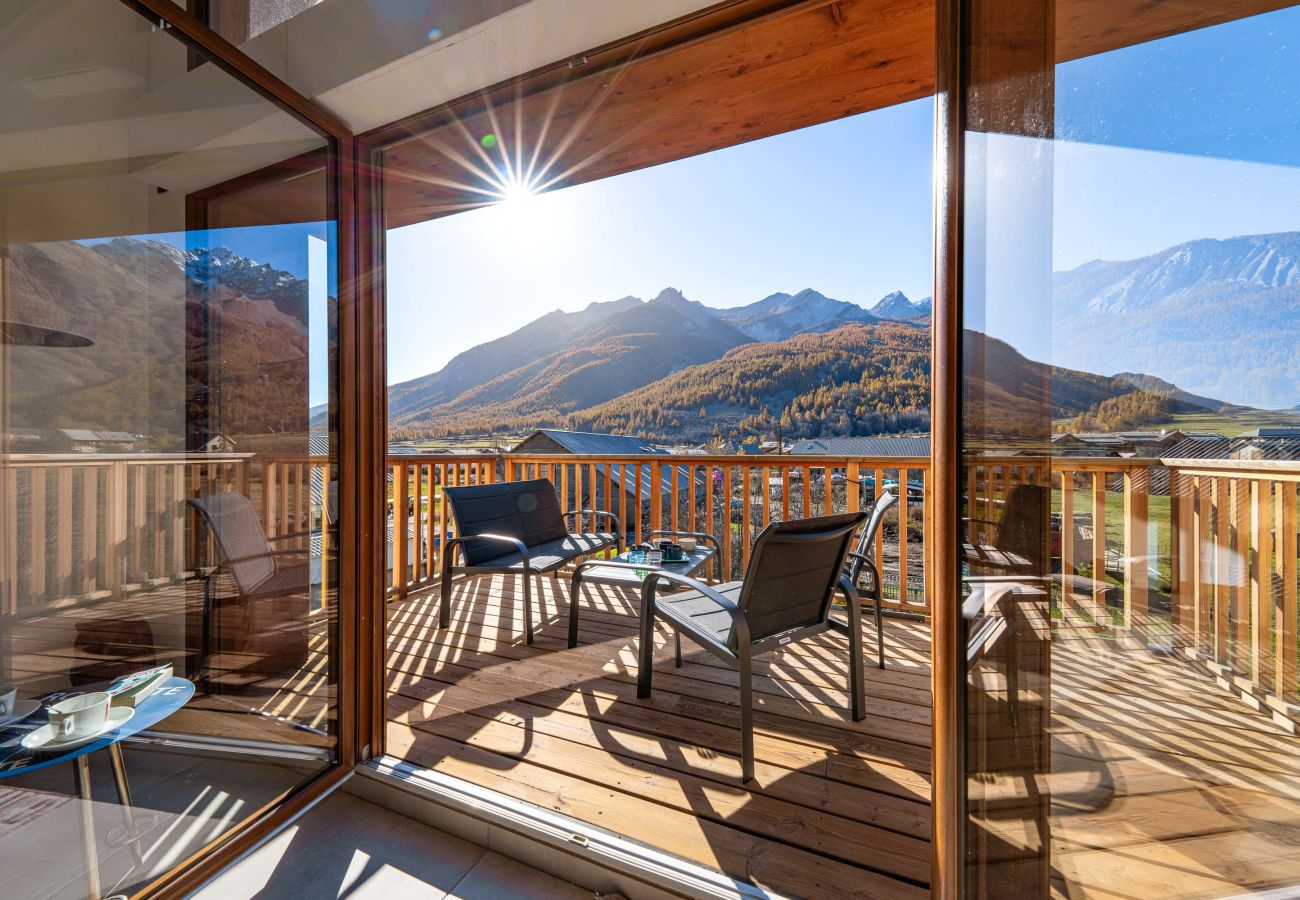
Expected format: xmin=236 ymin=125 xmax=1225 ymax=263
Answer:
xmin=107 ymin=743 xmax=144 ymax=865
xmin=73 ymin=755 xmax=103 ymax=900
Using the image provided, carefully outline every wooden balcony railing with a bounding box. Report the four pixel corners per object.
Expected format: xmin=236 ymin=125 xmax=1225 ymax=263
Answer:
xmin=2 ymin=453 xmax=250 ymax=615
xmin=5 ymin=448 xmax=1297 ymax=717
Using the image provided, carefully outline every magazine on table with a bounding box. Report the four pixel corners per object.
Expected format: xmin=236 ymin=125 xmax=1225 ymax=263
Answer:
xmin=105 ymin=665 xmax=174 ymax=708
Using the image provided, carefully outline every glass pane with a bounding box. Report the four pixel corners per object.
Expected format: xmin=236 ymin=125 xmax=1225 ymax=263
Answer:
xmin=962 ymin=4 xmax=1300 ymax=897
xmin=0 ymin=3 xmax=338 ymax=896
xmin=379 ymin=36 xmax=936 ymax=894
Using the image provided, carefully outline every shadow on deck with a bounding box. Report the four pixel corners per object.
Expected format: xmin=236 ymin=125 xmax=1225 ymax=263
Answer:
xmin=387 ymin=574 xmax=1300 ymax=900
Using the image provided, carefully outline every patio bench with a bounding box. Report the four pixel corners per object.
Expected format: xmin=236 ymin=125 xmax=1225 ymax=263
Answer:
xmin=440 ymin=479 xmax=620 ymax=644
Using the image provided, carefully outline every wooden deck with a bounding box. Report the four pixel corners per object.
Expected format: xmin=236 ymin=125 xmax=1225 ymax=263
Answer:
xmin=12 ymin=573 xmax=1300 ymax=898
xmin=387 ymin=575 xmax=1300 ymax=900
xmin=8 ymin=581 xmax=334 ymax=749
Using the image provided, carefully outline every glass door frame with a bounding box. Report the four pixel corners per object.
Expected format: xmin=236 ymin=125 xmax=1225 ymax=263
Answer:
xmin=107 ymin=2 xmax=378 ymax=895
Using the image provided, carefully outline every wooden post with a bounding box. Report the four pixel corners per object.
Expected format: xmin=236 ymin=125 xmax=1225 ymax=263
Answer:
xmin=1278 ymin=482 xmax=1298 ymax=701
xmin=874 ymin=466 xmax=886 ymax=575
xmin=1060 ymin=469 xmax=1075 ymax=615
xmin=801 ymin=463 xmax=812 ymax=519
xmin=1 ymin=465 xmax=17 ymax=615
xmin=1168 ymin=470 xmax=1183 ymax=641
xmin=740 ymin=464 xmax=752 ymax=573
xmin=1091 ymin=472 xmax=1107 ymax=623
xmin=30 ymin=468 xmax=46 ymax=604
xmin=722 ymin=466 xmax=733 ymax=580
xmin=412 ymin=463 xmax=423 ymax=584
xmin=1214 ymin=478 xmax=1231 ymax=665
xmin=1192 ymin=475 xmax=1205 ymax=655
xmin=1250 ymin=480 xmax=1267 ymax=685
xmin=1122 ymin=468 xmax=1148 ymax=631
xmin=393 ymin=462 xmax=408 ymax=598
xmin=686 ymin=463 xmax=696 ymax=532
xmin=899 ymin=467 xmax=910 ymax=605
xmin=781 ymin=466 xmax=791 ymax=520
xmin=1233 ymin=479 xmax=1250 ymax=672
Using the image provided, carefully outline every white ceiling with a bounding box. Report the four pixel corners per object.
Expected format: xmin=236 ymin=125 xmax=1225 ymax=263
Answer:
xmin=0 ymin=0 xmax=723 ymax=242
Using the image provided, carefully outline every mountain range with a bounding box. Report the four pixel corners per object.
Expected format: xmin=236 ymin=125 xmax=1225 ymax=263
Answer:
xmin=386 ymin=285 xmax=939 ymax=438
xmin=385 ymin=280 xmax=1206 ymax=443
xmin=17 ymin=229 xmax=1298 ymax=450
xmin=391 ymin=231 xmax=1300 ymax=442
xmin=1053 ymin=231 xmax=1300 ymax=410
xmin=4 ymin=237 xmax=312 ymax=448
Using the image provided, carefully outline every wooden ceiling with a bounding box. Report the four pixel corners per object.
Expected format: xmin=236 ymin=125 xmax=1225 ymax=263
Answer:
xmin=380 ymin=0 xmax=934 ymax=229
xmin=380 ymin=0 xmax=1295 ymax=230
xmin=193 ymin=0 xmax=1296 ymax=229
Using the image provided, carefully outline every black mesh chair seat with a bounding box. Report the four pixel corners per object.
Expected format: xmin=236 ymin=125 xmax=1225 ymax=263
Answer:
xmin=440 ymin=479 xmax=620 ymax=644
xmin=638 ymin=511 xmax=868 ymax=783
xmin=471 ymin=533 xmax=619 ymax=573
xmin=186 ymin=493 xmax=312 ymax=684
xmin=655 ymin=582 xmax=745 ymax=647
xmin=247 ymin=562 xmax=312 ymax=597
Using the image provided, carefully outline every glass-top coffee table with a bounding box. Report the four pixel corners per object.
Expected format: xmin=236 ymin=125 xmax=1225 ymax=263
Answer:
xmin=568 ymin=531 xmax=718 ymax=649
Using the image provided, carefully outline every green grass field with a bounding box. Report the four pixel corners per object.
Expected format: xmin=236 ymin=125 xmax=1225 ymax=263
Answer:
xmin=1054 ymin=408 xmax=1300 ymax=439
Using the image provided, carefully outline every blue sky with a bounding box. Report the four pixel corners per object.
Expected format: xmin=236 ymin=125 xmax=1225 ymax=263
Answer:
xmin=93 ymin=6 xmax=1300 ymax=409
xmin=385 ymin=98 xmax=937 ymax=383
xmin=388 ymin=5 xmax=1300 ymax=388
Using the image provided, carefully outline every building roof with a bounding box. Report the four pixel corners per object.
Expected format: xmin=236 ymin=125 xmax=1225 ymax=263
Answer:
xmin=788 ymin=436 xmax=931 ymax=457
xmin=1237 ymin=427 xmax=1300 ymax=439
xmin=512 ymin=429 xmax=666 ymax=456
xmin=58 ymin=428 xmax=137 ymax=443
xmin=1163 ymin=434 xmax=1300 ymax=461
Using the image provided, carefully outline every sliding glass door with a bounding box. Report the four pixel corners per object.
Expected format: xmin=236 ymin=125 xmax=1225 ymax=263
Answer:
xmin=0 ymin=3 xmax=341 ymax=895
xmin=958 ymin=2 xmax=1300 ymax=896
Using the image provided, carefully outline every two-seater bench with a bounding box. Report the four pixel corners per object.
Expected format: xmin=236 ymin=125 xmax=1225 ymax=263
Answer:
xmin=439 ymin=479 xmax=621 ymax=643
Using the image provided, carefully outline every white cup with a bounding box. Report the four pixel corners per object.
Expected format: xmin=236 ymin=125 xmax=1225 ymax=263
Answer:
xmin=0 ymin=685 xmax=15 ymax=718
xmin=47 ymin=692 xmax=111 ymax=738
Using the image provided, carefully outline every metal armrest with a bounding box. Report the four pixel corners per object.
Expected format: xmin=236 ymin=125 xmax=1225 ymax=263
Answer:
xmin=641 ymin=570 xmax=750 ymax=646
xmin=442 ymin=532 xmax=530 ymax=569
xmin=649 ymin=530 xmax=720 ymax=551
xmin=837 ymin=574 xmax=861 ymax=606
xmin=266 ymin=530 xmax=313 ymax=544
xmin=218 ymin=546 xmax=310 ymax=566
xmin=565 ymin=508 xmax=623 ymax=535
xmin=844 ymin=552 xmax=882 ymax=594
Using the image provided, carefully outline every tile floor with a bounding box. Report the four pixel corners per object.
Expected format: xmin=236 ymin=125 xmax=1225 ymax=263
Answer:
xmin=190 ymin=790 xmax=593 ymax=899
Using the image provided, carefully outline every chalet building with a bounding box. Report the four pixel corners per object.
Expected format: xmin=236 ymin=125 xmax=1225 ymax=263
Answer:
xmin=50 ymin=428 xmax=139 ymax=453
xmin=186 ymin=432 xmax=238 ymax=454
xmin=510 ymin=430 xmax=700 ymax=537
xmin=1051 ymin=429 xmax=1220 ymax=458
xmin=1164 ymin=428 xmax=1300 ymax=462
xmin=790 ymin=435 xmax=932 ymax=457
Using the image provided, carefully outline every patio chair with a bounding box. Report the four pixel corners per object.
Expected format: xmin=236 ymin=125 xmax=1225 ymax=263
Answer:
xmin=440 ymin=479 xmax=620 ymax=644
xmin=962 ymin=483 xmax=1050 ymax=576
xmin=843 ymin=490 xmax=897 ymax=669
xmin=637 ymin=511 xmax=868 ymax=782
xmin=187 ymin=493 xmax=312 ymax=682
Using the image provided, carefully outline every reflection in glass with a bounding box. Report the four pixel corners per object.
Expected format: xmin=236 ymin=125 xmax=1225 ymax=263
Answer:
xmin=0 ymin=3 xmax=337 ymax=896
xmin=962 ymin=4 xmax=1300 ymax=898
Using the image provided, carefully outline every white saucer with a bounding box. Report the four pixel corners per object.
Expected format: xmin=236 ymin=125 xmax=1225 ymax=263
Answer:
xmin=0 ymin=700 xmax=41 ymax=729
xmin=21 ymin=707 xmax=135 ymax=752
